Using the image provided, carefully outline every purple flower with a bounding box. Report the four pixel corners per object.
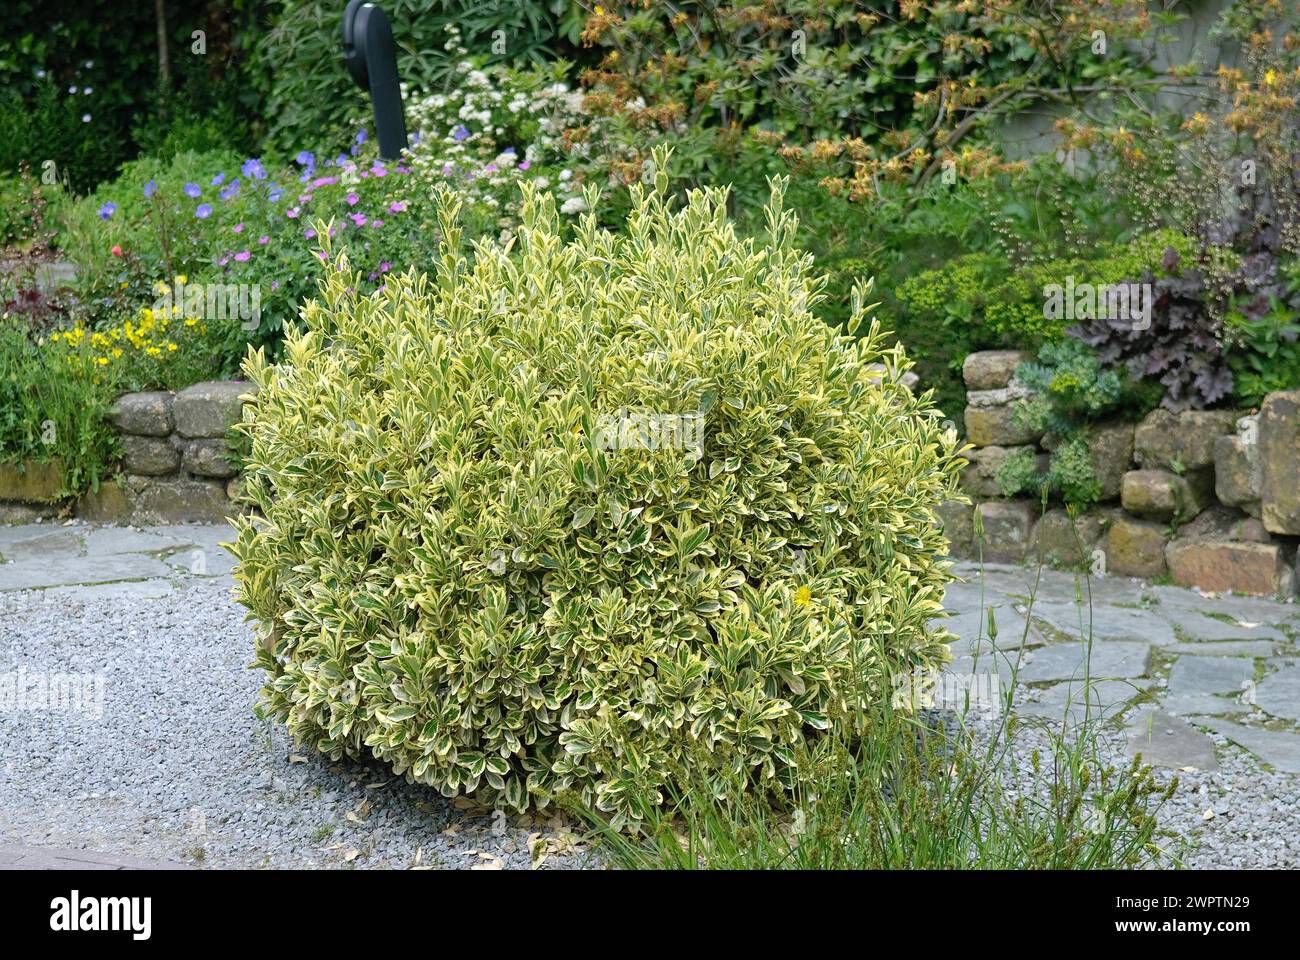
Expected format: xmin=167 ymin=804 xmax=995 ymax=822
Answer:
xmin=268 ymin=186 xmax=283 ymax=203
xmin=286 ymin=207 xmax=300 ymax=219
xmin=346 ymin=192 xmax=359 ymax=206
xmin=271 ymin=280 xmax=280 ymax=290
xmin=143 ymin=179 xmax=157 ymax=198
xmin=388 ymin=200 xmax=406 ymax=213
xmin=211 ymin=172 xmax=225 ymax=186
xmin=234 ymin=250 xmax=251 ymax=262
xmin=183 ymin=182 xmax=201 ymax=198
xmin=97 ymin=201 xmax=117 ymax=220
xmin=379 ymin=262 xmax=391 ymax=273
xmin=452 ymin=124 xmax=470 ymax=142
xmin=484 ymin=164 xmax=498 ymax=174
xmin=356 ymin=128 xmax=367 ymax=144
xmin=241 ymin=158 xmax=267 ymax=180
xmin=304 ymin=228 xmax=316 ymax=239
xmin=233 ymin=223 xmax=244 ymax=234
xmin=220 ymin=179 xmax=240 ymax=200
xmin=258 ymin=235 xmax=269 ymax=245
xmin=518 ymin=160 xmax=531 ymax=171
xmin=370 ymin=218 xmax=384 ymax=227
xmin=312 ymin=176 xmax=337 ymax=188
xmin=349 ymin=213 xmax=367 ymax=227
xmin=295 ymin=151 xmax=315 ymax=167
xmin=194 ymin=203 xmax=212 ymax=219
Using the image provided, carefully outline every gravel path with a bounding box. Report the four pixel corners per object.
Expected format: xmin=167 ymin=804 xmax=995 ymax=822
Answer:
xmin=0 ymin=527 xmax=595 ymax=870
xmin=1 ymin=520 xmax=1298 ymax=868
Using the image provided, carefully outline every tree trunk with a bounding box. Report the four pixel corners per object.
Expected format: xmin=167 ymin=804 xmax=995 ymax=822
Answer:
xmin=155 ymin=0 xmax=171 ymax=91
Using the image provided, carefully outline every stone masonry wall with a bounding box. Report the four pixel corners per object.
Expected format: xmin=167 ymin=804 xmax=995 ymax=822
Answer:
xmin=0 ymin=381 xmax=252 ymax=526
xmin=79 ymin=381 xmax=253 ymax=524
xmin=940 ymin=351 xmax=1300 ymax=597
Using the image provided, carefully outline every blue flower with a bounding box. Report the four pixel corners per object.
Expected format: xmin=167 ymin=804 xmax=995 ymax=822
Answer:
xmin=143 ymin=179 xmax=157 ymax=198
xmin=356 ymin=128 xmax=367 ymax=144
xmin=220 ymin=179 xmax=241 ymax=200
xmin=452 ymin=124 xmax=470 ymax=142
xmin=211 ymin=172 xmax=225 ymax=186
xmin=97 ymin=201 xmax=117 ymax=220
xmin=183 ymin=182 xmax=201 ymax=198
xmin=241 ymin=158 xmax=267 ymax=180
xmin=295 ymin=151 xmax=315 ymax=167
xmin=195 ymin=203 xmax=212 ymax=219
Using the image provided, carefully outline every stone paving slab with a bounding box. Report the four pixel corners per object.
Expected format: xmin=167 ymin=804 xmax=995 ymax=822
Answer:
xmin=1018 ymin=640 xmax=1151 ymax=683
xmin=1163 ymin=693 xmax=1253 ymax=718
xmin=1199 ymin=720 xmax=1300 ymax=774
xmin=1167 ymin=640 xmax=1278 ymax=658
xmin=1168 ymin=656 xmax=1256 ymax=698
xmin=0 ymin=554 xmax=176 ymax=592
xmin=1126 ymin=709 xmax=1220 ymax=771
xmin=1254 ymin=664 xmax=1300 ymax=722
xmin=1014 ymin=678 xmax=1154 ymax=726
xmin=1028 ymin=600 xmax=1179 ymax=646
xmin=0 ymin=843 xmax=190 ymax=870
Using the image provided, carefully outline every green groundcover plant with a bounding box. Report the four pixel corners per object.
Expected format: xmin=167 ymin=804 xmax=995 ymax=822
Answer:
xmin=230 ymin=151 xmax=965 ymax=825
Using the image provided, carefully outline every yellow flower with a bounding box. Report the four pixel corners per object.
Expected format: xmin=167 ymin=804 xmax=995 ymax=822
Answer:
xmin=1264 ymin=69 xmax=1279 ymax=88
xmin=793 ymin=585 xmax=812 ymax=608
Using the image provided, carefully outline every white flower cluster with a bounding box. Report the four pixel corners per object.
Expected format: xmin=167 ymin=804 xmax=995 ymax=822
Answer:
xmin=397 ymin=24 xmax=591 ymax=226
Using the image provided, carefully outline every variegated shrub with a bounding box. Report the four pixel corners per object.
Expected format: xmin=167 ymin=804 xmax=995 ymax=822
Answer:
xmin=230 ymin=156 xmax=966 ymax=825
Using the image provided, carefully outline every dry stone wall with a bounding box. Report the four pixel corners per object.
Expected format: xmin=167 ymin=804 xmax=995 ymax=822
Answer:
xmin=941 ymin=351 xmax=1300 ymax=597
xmin=0 ymin=381 xmax=253 ymax=526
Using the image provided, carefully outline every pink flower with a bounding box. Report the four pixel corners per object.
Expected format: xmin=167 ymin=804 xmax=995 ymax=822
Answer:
xmin=315 ymin=251 xmax=326 ymax=262
xmin=349 ymin=213 xmax=367 ymax=227
xmin=388 ymin=200 xmax=406 ymax=213
xmin=304 ymin=228 xmax=316 ymax=239
xmin=258 ymin=235 xmax=269 ymax=245
xmin=233 ymin=223 xmax=244 ymax=233
xmin=286 ymin=207 xmax=300 ymax=218
xmin=234 ymin=250 xmax=251 ymax=262
xmin=370 ymin=218 xmax=384 ymax=228
xmin=110 ymin=244 xmax=123 ymax=257
xmin=346 ymin=192 xmax=359 ymax=206
xmin=312 ymin=176 xmax=337 ymax=187
xmin=518 ymin=161 xmax=531 ymax=170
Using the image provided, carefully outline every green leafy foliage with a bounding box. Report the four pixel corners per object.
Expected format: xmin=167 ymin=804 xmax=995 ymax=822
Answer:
xmin=0 ymin=317 xmax=120 ymax=495
xmin=230 ymin=157 xmax=965 ymax=825
xmin=252 ymin=0 xmax=584 ymax=156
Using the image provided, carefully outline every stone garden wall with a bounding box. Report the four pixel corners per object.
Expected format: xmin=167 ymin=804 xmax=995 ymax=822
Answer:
xmin=0 ymin=381 xmax=252 ymax=526
xmin=941 ymin=351 xmax=1300 ymax=597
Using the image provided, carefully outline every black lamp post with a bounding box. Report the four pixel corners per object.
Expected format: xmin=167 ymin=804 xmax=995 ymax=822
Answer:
xmin=342 ymin=0 xmax=408 ymax=160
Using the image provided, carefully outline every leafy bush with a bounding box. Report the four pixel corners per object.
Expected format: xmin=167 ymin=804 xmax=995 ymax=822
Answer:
xmin=252 ymin=0 xmax=585 ymax=156
xmin=0 ymin=316 xmax=120 ymax=496
xmin=230 ymin=160 xmax=965 ymax=825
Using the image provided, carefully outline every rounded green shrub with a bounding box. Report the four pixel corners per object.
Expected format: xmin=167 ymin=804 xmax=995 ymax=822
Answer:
xmin=230 ymin=159 xmax=965 ymax=825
